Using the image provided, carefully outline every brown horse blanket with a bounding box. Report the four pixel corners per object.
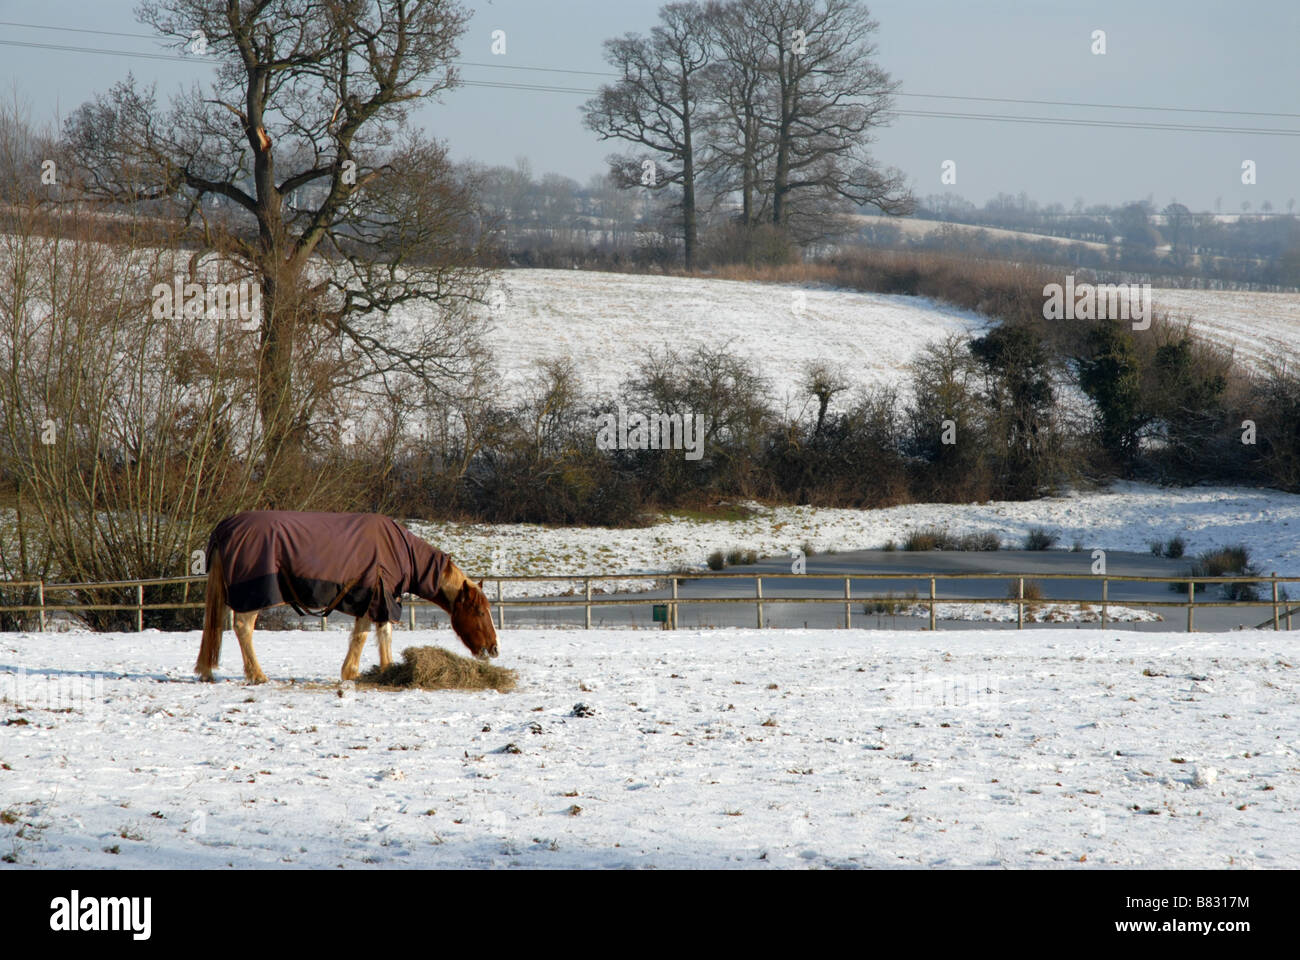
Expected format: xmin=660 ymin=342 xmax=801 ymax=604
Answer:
xmin=208 ymin=511 xmax=451 ymax=622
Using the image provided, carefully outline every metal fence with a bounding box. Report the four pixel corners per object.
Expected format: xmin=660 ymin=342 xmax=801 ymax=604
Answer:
xmin=2 ymin=570 xmax=1299 ymax=632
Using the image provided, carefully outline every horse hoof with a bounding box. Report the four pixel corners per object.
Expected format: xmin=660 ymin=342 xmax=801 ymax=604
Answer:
xmin=247 ymin=674 xmax=268 ymax=685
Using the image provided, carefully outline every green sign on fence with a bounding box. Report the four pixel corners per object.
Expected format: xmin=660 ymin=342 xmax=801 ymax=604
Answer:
xmin=652 ymin=604 xmax=668 ymax=623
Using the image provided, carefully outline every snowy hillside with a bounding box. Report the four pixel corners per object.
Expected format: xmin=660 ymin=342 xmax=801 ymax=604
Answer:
xmin=1153 ymin=290 xmax=1300 ymax=372
xmin=464 ymin=269 xmax=988 ymax=401
xmin=454 ymin=270 xmax=1300 ymax=401
xmin=1 ymin=626 xmax=1295 ymax=869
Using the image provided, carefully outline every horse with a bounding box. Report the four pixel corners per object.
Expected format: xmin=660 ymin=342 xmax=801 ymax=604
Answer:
xmin=194 ymin=510 xmax=498 ymax=684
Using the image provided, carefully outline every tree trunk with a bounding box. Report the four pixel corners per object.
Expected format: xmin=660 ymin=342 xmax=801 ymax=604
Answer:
xmin=256 ymin=270 xmax=295 ymax=459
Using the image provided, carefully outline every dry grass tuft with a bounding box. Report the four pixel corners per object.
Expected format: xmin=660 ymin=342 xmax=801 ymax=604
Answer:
xmin=360 ymin=646 xmax=517 ymax=693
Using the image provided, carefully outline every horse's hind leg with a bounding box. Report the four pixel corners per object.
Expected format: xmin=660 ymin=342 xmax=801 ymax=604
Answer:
xmin=342 ymin=615 xmax=371 ymax=681
xmin=233 ymin=611 xmax=268 ymax=685
xmin=376 ymin=621 xmax=394 ymax=670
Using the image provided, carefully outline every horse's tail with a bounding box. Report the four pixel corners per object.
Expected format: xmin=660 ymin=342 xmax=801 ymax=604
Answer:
xmin=195 ymin=549 xmax=226 ymax=679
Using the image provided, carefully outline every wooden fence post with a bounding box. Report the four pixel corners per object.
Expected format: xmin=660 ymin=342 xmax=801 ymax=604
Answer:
xmin=585 ymin=579 xmax=592 ymax=630
xmin=929 ymin=577 xmax=937 ymax=631
xmin=136 ymin=583 xmax=144 ymax=632
xmin=1273 ymin=573 xmax=1279 ymax=631
xmin=496 ymin=580 xmax=504 ymax=629
xmin=756 ymin=576 xmax=764 ymax=629
xmin=1016 ymin=578 xmax=1024 ymax=630
xmin=38 ymin=581 xmax=45 ymax=632
xmin=1101 ymin=578 xmax=1108 ymax=628
xmin=671 ymin=578 xmax=678 ymax=630
xmin=1187 ymin=581 xmax=1195 ymax=632
xmin=844 ymin=577 xmax=851 ymax=629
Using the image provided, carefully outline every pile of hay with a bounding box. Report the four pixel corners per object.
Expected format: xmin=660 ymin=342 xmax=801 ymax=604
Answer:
xmin=360 ymin=646 xmax=517 ymax=692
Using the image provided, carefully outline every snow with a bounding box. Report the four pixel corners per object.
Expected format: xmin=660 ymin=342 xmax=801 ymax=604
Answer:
xmin=409 ymin=481 xmax=1300 ymax=597
xmin=1153 ymin=289 xmax=1299 ymax=372
xmin=852 ymin=214 xmax=1113 ymax=253
xmin=1 ymin=625 xmax=1296 ymax=869
xmin=886 ymin=602 xmax=1161 ymax=624
xmin=460 ymin=268 xmax=989 ymax=401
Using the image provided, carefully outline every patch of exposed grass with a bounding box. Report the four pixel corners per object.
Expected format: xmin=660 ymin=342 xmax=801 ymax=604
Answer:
xmin=664 ymin=503 xmax=755 ymax=523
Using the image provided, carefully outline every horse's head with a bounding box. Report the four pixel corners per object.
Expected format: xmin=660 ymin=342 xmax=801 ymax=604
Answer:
xmin=451 ymin=578 xmax=498 ymax=661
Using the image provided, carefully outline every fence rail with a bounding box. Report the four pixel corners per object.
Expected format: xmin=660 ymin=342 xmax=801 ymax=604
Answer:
xmin=2 ymin=570 xmax=1299 ymax=632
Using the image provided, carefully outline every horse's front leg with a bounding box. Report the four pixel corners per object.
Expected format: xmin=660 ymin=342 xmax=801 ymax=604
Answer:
xmin=342 ymin=615 xmax=371 ymax=681
xmin=233 ymin=611 xmax=268 ymax=685
xmin=376 ymin=620 xmax=394 ymax=670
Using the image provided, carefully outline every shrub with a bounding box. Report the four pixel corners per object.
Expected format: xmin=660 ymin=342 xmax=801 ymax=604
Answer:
xmin=1007 ymin=579 xmax=1045 ymax=602
xmin=1023 ymin=527 xmax=1058 ymax=551
xmin=725 ymin=548 xmax=758 ymax=567
xmin=956 ymin=531 xmax=1002 ymax=551
xmin=706 ymin=550 xmax=726 ymax=571
xmin=1150 ymin=536 xmax=1187 ymax=559
xmin=868 ymin=590 xmax=918 ymax=616
xmin=1171 ymin=544 xmax=1259 ymax=600
xmin=903 ymin=526 xmax=947 ymax=551
xmin=1198 ymin=545 xmax=1252 ymax=578
xmin=904 ymin=527 xmax=1000 ymax=551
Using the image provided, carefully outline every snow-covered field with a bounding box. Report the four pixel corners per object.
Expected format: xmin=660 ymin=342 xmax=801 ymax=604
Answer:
xmin=467 ymin=271 xmax=1300 ymax=401
xmin=1154 ymin=289 xmax=1299 ymax=372
xmin=471 ymin=269 xmax=988 ymax=401
xmin=1 ymin=626 xmax=1296 ymax=869
xmin=853 ymin=213 xmax=1113 ymax=253
xmin=411 ymin=481 xmax=1300 ymax=597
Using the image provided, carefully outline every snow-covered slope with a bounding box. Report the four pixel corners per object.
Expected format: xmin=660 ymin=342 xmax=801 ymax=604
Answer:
xmin=1154 ymin=290 xmax=1300 ymax=372
xmin=1 ymin=626 xmax=1294 ymax=869
xmin=464 ymin=269 xmax=988 ymax=401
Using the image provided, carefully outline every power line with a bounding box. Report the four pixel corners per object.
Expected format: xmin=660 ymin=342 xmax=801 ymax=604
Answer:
xmin=5 ymin=18 xmax=1300 ymax=121
xmin=893 ymin=109 xmax=1300 ymax=138
xmin=0 ymin=37 xmax=203 ymax=64
xmin=2 ymin=25 xmax=1300 ymax=137
xmin=461 ymin=79 xmax=596 ymax=95
xmin=893 ymin=91 xmax=1300 ymax=121
xmin=0 ymin=19 xmax=165 ymax=41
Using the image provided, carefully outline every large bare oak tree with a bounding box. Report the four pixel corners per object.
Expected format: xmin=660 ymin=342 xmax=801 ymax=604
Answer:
xmin=583 ymin=2 xmax=714 ymax=270
xmin=63 ymin=0 xmax=492 ymax=453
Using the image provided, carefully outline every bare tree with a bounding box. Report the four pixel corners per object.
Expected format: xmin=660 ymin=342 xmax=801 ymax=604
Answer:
xmin=62 ymin=0 xmax=492 ymax=454
xmin=743 ymin=0 xmax=912 ymax=239
xmin=700 ymin=0 xmax=778 ymax=248
xmin=583 ymin=2 xmax=715 ymax=269
xmin=800 ymin=360 xmax=849 ymax=437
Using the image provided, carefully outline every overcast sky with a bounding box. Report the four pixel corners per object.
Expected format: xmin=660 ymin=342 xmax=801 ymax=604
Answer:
xmin=2 ymin=0 xmax=1297 ymax=211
